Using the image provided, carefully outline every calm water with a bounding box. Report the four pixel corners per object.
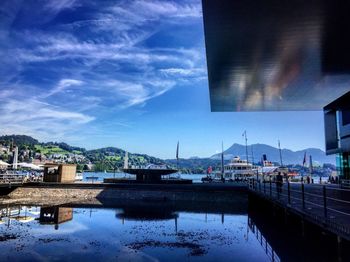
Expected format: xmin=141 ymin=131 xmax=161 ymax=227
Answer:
xmin=0 ymin=205 xmax=272 ymax=262
xmin=83 ymin=172 xmax=206 ymax=183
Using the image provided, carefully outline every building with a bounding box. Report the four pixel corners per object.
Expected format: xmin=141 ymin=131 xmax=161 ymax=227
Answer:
xmin=202 ymin=0 xmax=350 ymax=112
xmin=43 ymin=163 xmax=77 ymax=183
xmin=324 ymin=91 xmax=350 ymax=179
xmin=202 ymin=0 xmax=350 ymax=180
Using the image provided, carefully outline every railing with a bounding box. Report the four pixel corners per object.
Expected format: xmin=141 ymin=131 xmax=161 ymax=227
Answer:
xmin=248 ymin=217 xmax=281 ymax=262
xmin=248 ymin=179 xmax=350 ymax=239
xmin=0 ymin=173 xmax=25 ymax=184
xmin=341 ymin=179 xmax=350 ymax=189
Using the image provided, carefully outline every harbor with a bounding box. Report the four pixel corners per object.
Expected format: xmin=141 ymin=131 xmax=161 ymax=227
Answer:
xmin=0 ymin=188 xmax=349 ymax=261
xmin=2 ymin=0 xmax=350 ymax=261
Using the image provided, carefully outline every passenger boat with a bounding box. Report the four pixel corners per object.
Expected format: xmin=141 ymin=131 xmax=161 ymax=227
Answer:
xmin=223 ymin=156 xmax=255 ymax=181
xmin=75 ymin=172 xmax=83 ymax=181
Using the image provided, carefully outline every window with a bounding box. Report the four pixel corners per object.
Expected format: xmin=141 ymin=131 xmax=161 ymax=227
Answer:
xmin=342 ymin=110 xmax=350 ymax=126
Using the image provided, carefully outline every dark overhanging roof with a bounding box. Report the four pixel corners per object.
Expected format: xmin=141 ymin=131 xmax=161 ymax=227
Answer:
xmin=202 ymin=0 xmax=350 ymax=111
xmin=324 ymin=91 xmax=350 ymax=110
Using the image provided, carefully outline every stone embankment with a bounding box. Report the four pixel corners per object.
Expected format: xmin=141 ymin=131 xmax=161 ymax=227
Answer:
xmin=2 ymin=183 xmax=248 ymax=207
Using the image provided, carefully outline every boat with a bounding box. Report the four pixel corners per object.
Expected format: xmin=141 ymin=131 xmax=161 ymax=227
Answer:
xmin=223 ymin=156 xmax=255 ymax=181
xmin=75 ymin=172 xmax=83 ymax=181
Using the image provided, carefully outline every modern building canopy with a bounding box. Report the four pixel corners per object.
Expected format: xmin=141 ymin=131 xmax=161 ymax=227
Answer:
xmin=202 ymin=0 xmax=350 ymax=111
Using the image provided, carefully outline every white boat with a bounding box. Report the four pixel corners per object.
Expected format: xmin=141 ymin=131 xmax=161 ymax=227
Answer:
xmin=75 ymin=172 xmax=83 ymax=181
xmin=223 ymin=156 xmax=256 ymax=181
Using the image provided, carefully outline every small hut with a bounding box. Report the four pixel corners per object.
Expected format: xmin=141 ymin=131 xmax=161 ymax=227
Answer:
xmin=43 ymin=163 xmax=77 ymax=183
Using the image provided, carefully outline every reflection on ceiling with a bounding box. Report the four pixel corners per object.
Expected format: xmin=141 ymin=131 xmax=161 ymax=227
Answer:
xmin=202 ymin=0 xmax=350 ymax=111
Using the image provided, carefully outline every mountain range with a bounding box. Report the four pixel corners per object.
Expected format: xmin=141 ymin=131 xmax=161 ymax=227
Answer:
xmin=0 ymin=135 xmax=335 ymax=173
xmin=211 ymin=143 xmax=335 ymax=165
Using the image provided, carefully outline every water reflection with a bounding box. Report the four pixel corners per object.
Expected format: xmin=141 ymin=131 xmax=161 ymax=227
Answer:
xmin=115 ymin=206 xmax=178 ymax=221
xmin=39 ymin=207 xmax=73 ymax=230
xmin=248 ymin=217 xmax=281 ymax=262
xmin=0 ymin=203 xmax=269 ymax=262
xmin=248 ymin=202 xmax=350 ymax=262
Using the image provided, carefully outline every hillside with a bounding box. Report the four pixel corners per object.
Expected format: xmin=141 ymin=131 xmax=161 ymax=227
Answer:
xmin=0 ymin=135 xmax=335 ymax=173
xmin=211 ymin=143 xmax=335 ymax=165
xmin=0 ymin=135 xmax=165 ymax=171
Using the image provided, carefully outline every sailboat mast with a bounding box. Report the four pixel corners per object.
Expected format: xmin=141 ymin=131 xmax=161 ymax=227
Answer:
xmin=278 ymin=140 xmax=283 ymax=166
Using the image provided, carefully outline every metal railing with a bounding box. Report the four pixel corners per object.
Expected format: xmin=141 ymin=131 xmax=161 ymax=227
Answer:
xmin=248 ymin=217 xmax=281 ymax=262
xmin=248 ymin=179 xmax=350 ymax=238
xmin=0 ymin=173 xmax=25 ymax=184
xmin=341 ymin=179 xmax=350 ymax=189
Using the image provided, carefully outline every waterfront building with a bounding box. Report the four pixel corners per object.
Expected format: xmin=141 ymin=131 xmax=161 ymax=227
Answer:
xmin=324 ymin=91 xmax=350 ymax=179
xmin=202 ymin=0 xmax=350 ymax=181
xmin=43 ymin=163 xmax=77 ymax=183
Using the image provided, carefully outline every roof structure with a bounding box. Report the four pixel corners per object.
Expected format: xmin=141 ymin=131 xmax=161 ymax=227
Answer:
xmin=202 ymin=0 xmax=350 ymax=111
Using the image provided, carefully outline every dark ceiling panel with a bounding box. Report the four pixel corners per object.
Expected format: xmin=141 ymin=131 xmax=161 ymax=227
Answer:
xmin=202 ymin=0 xmax=350 ymax=111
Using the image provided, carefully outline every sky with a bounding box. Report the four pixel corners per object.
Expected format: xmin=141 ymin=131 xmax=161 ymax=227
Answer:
xmin=0 ymin=0 xmax=326 ymax=159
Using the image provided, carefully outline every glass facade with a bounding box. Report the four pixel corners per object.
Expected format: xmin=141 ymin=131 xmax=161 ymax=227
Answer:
xmin=336 ymin=153 xmax=350 ymax=179
xmin=324 ymin=92 xmax=350 ymax=181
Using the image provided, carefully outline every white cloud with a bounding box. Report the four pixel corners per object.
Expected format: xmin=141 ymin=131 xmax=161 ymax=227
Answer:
xmin=131 ymin=0 xmax=202 ymax=18
xmin=0 ymin=0 xmax=206 ymax=142
xmin=160 ymin=67 xmax=206 ymax=76
xmin=44 ymin=78 xmax=84 ymax=97
xmin=103 ymin=79 xmax=176 ymax=108
xmin=44 ymin=0 xmax=78 ymax=12
xmin=0 ymin=98 xmax=94 ymax=141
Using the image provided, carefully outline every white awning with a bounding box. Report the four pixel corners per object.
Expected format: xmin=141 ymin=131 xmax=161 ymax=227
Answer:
xmin=17 ymin=162 xmax=43 ymax=170
xmin=0 ymin=160 xmax=10 ymax=166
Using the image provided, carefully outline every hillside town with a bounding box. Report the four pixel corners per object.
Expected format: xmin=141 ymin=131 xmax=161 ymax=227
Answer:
xmin=0 ymin=135 xmax=337 ymax=178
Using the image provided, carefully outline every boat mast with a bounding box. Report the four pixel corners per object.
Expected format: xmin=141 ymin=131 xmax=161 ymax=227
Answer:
xmin=243 ymin=131 xmax=249 ymax=163
xmin=176 ymin=141 xmax=179 ymax=171
xmin=221 ymin=141 xmax=224 ymax=177
xmin=278 ymin=140 xmax=283 ymax=166
xmin=309 ymin=155 xmax=313 ymax=174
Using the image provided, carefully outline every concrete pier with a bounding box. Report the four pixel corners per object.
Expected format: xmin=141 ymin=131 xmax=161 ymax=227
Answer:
xmin=3 ymin=182 xmax=248 ymax=206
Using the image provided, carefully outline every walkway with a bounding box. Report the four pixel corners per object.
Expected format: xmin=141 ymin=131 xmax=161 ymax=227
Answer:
xmin=248 ymin=180 xmax=350 ymax=241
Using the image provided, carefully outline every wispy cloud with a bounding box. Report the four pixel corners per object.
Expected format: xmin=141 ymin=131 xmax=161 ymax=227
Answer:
xmin=0 ymin=0 xmax=206 ymax=144
xmin=0 ymin=98 xmax=94 ymax=141
xmin=44 ymin=0 xmax=79 ymax=13
xmin=43 ymin=78 xmax=84 ymax=98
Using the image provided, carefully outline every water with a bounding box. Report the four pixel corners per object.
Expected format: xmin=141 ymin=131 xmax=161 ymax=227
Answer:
xmin=0 ymin=205 xmax=271 ymax=262
xmin=83 ymin=172 xmax=206 ymax=183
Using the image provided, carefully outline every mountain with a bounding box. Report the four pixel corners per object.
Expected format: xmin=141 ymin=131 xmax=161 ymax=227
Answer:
xmin=0 ymin=135 xmax=335 ymax=172
xmin=211 ymin=143 xmax=335 ymax=165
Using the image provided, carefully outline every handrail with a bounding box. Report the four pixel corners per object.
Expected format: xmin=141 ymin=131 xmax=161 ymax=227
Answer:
xmin=249 ymin=179 xmax=350 ymax=237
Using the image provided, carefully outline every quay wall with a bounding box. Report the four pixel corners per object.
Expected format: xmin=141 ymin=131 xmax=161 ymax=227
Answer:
xmin=6 ymin=183 xmax=248 ymax=204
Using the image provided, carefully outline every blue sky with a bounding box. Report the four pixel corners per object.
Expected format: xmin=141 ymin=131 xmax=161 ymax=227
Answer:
xmin=0 ymin=0 xmax=325 ymax=158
